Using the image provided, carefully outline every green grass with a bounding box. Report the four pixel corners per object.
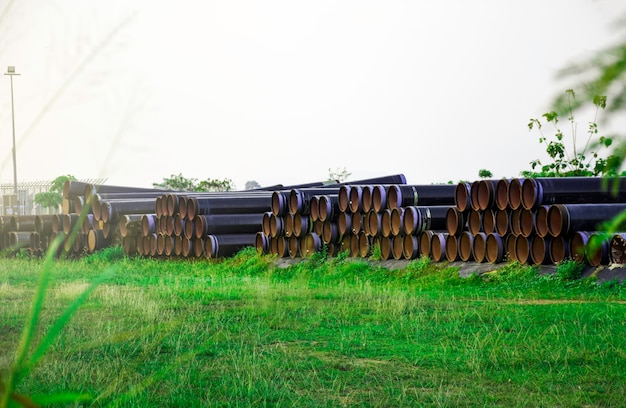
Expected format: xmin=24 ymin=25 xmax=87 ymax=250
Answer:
xmin=1 ymin=247 xmax=626 ymax=407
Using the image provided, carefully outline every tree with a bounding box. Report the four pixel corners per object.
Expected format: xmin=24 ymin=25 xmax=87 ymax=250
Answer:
xmin=327 ymin=167 xmax=352 ymax=183
xmin=34 ymin=175 xmax=77 ymax=210
xmin=478 ymin=169 xmax=493 ymax=179
xmin=245 ymin=180 xmax=261 ymax=190
xmin=153 ymin=173 xmax=235 ymax=192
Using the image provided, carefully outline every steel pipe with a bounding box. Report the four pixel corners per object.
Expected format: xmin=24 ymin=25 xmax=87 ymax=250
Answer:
xmin=445 ymin=234 xmax=460 ymax=262
xmin=547 ymin=203 xmax=626 ymax=237
xmin=472 ymin=232 xmax=488 ymax=263
xmin=485 ymin=233 xmax=505 ymax=264
xmin=609 ymin=233 xmax=626 ymax=264
xmin=387 ymin=184 xmax=456 ymax=210
xmin=530 ymin=235 xmax=552 ymax=265
xmin=458 ymin=231 xmax=475 ymax=262
xmin=454 ymin=182 xmax=471 ymax=213
xmin=521 ymin=176 xmax=626 ymax=210
xmin=204 ymin=233 xmax=257 ymax=259
xmin=587 ymin=232 xmax=610 ymax=266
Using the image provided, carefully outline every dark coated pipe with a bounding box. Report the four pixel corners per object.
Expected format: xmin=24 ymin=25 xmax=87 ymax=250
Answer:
xmin=419 ymin=230 xmax=435 ymax=259
xmin=62 ymin=213 xmax=80 ymax=235
xmin=271 ymin=191 xmax=289 ymax=217
xmin=204 ymin=233 xmax=257 ymax=259
xmin=390 ymin=207 xmax=404 ymax=236
xmin=371 ymin=185 xmax=388 ymax=213
xmin=380 ymin=208 xmax=397 ymax=237
xmin=534 ymin=205 xmax=551 ymax=238
xmin=470 ymin=180 xmax=481 ymax=212
xmin=386 ymin=184 xmax=457 ymax=210
xmin=485 ymin=233 xmax=505 ymax=264
xmin=403 ymin=206 xmax=450 ymax=236
xmin=454 ymin=182 xmax=471 ymax=213
xmin=458 ymin=231 xmax=475 ymax=262
xmin=366 ymin=210 xmax=383 ymax=237
xmin=495 ymin=179 xmax=515 ymax=211
xmin=587 ymin=232 xmax=610 ymax=266
xmin=87 ymin=228 xmax=111 ymax=253
xmin=521 ymin=176 xmax=626 ymax=210
xmin=446 ymin=207 xmax=466 ymax=236
xmin=302 ymin=233 xmax=322 ymax=257
xmin=140 ymin=214 xmax=157 ymax=237
xmin=269 ymin=214 xmax=284 ymax=238
xmin=187 ymin=194 xmax=273 ymax=219
xmin=389 ymin=234 xmax=403 ymax=260
xmin=476 ymin=179 xmax=499 ymax=211
xmin=255 ymin=232 xmax=270 ymax=255
xmin=494 ymin=209 xmax=510 ymax=236
xmin=350 ymin=212 xmax=363 ymax=235
xmin=347 ymin=185 xmax=365 ymax=214
xmin=549 ymin=236 xmax=569 ymax=264
xmin=530 ymin=235 xmax=552 ymax=265
xmin=507 ymin=178 xmax=523 ymax=211
xmin=34 ymin=215 xmax=55 ymax=235
xmin=361 ymin=186 xmax=375 ymax=213
xmin=445 ymin=234 xmax=460 ymax=262
xmin=309 ymin=196 xmax=321 ymax=222
xmin=84 ymin=182 xmax=169 ymax=199
xmin=509 ymin=208 xmax=522 ymax=236
xmin=569 ymin=231 xmax=593 ymax=264
xmin=282 ymin=213 xmax=294 ymax=238
xmin=336 ymin=212 xmax=352 ymax=237
xmin=322 ymin=220 xmax=340 ymax=244
xmin=467 ymin=210 xmax=482 ymax=236
xmin=318 ymin=195 xmax=340 ymax=222
xmin=338 ymin=186 xmax=351 ymax=213
xmin=472 ymin=232 xmax=488 ymax=263
xmin=100 ymin=199 xmax=157 ymax=224
xmin=339 ymin=173 xmax=407 ymax=186
xmin=378 ymin=236 xmax=393 ymax=260
xmin=482 ymin=209 xmax=496 ymax=234
xmin=119 ymin=214 xmax=143 ymax=238
xmin=358 ymin=231 xmax=372 ymax=257
xmin=289 ymin=188 xmax=340 ymax=215
xmin=519 ymin=208 xmax=536 ymax=238
xmin=402 ymin=234 xmax=420 ymax=260
xmin=430 ymin=232 xmax=448 ymax=262
xmin=547 ymin=203 xmax=626 ymax=237
xmin=193 ymin=213 xmax=263 ymax=237
xmin=293 ymin=213 xmax=312 ymax=238
xmin=9 ymin=215 xmax=36 ymax=232
xmin=514 ymin=235 xmax=532 ymax=265
xmin=506 ymin=234 xmax=516 ymax=262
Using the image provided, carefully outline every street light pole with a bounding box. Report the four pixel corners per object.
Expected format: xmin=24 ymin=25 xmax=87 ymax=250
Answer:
xmin=4 ymin=66 xmax=19 ymax=199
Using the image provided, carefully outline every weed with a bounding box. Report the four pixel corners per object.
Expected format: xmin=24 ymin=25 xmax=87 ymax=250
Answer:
xmin=526 ymin=90 xmax=614 ymax=177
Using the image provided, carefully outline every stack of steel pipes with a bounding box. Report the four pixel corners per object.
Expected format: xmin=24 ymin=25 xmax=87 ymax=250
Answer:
xmin=255 ymin=175 xmax=411 ymax=258
xmin=450 ymin=176 xmax=626 ymax=266
xmin=256 ymin=177 xmax=460 ymax=261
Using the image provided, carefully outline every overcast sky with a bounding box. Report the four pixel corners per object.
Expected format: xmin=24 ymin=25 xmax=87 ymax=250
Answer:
xmin=0 ymin=0 xmax=625 ymax=190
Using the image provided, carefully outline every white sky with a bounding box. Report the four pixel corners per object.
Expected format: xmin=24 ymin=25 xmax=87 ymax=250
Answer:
xmin=0 ymin=0 xmax=625 ymax=190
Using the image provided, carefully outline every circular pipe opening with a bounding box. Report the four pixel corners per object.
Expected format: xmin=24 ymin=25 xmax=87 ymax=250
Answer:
xmin=349 ymin=186 xmax=363 ymax=214
xmin=455 ymin=182 xmax=471 ymax=212
xmin=372 ymin=185 xmax=387 ymax=213
xmin=402 ymin=235 xmax=419 ymax=260
xmin=519 ymin=208 xmax=535 ymax=238
xmin=472 ymin=232 xmax=487 ymax=263
xmin=458 ymin=231 xmax=474 ymax=262
xmin=515 ymin=235 xmax=531 ymax=265
xmin=467 ymin=210 xmax=482 ymax=235
xmin=390 ymin=207 xmax=404 ymax=236
xmin=549 ymin=236 xmax=567 ymax=264
xmin=445 ymin=234 xmax=459 ymax=262
xmin=495 ymin=179 xmax=510 ymax=211
xmin=507 ymin=178 xmax=523 ymax=211
xmin=381 ymin=209 xmax=392 ymax=238
xmin=547 ymin=205 xmax=567 ymax=238
xmin=485 ymin=233 xmax=504 ymax=264
xmin=482 ymin=209 xmax=495 ymax=234
xmin=530 ymin=235 xmax=549 ymax=265
xmin=362 ymin=186 xmax=374 ymax=214
xmin=446 ymin=207 xmax=464 ymax=236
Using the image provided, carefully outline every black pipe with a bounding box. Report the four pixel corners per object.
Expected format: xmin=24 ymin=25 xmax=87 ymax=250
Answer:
xmin=193 ymin=213 xmax=264 ymax=237
xmin=521 ymin=176 xmax=626 ymax=210
xmin=187 ymin=195 xmax=272 ymax=219
xmin=403 ymin=205 xmax=450 ymax=235
xmin=386 ymin=184 xmax=457 ymax=210
xmin=289 ymin=188 xmax=341 ymax=215
xmin=204 ymin=233 xmax=258 ymax=258
xmin=547 ymin=203 xmax=626 ymax=237
xmin=100 ymin=199 xmax=159 ymax=224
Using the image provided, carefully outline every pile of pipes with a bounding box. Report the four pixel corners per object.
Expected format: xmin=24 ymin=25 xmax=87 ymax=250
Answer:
xmin=2 ymin=175 xmax=626 ymax=266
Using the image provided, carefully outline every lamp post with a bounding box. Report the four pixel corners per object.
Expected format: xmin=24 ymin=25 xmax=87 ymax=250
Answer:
xmin=4 ymin=66 xmax=19 ymax=205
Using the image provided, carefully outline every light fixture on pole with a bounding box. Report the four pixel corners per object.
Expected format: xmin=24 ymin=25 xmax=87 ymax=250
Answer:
xmin=4 ymin=66 xmax=19 ymax=198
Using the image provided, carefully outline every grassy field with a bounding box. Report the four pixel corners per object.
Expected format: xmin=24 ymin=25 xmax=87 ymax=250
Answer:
xmin=1 ymin=246 xmax=626 ymax=407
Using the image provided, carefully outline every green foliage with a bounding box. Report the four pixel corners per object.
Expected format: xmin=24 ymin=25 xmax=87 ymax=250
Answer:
xmin=327 ymin=166 xmax=351 ymax=183
xmin=478 ymin=169 xmax=493 ymax=179
xmin=153 ymin=173 xmax=235 ymax=192
xmin=368 ymin=242 xmax=382 ymax=261
xmin=524 ymin=90 xmax=618 ymax=177
xmin=34 ymin=175 xmax=76 ymax=209
xmin=556 ymin=259 xmax=585 ymax=282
